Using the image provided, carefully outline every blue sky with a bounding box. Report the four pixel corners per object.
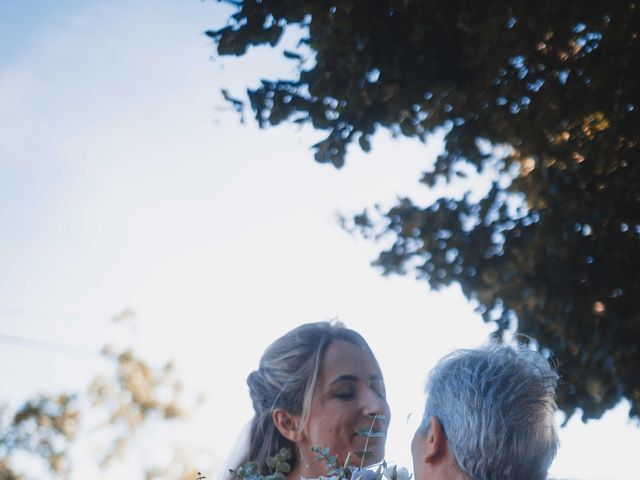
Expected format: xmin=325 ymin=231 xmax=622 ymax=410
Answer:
xmin=1 ymin=1 xmax=639 ymax=479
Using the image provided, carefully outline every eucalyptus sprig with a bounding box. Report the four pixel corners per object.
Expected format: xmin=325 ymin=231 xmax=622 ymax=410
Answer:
xmin=230 ymin=447 xmax=292 ymax=480
xmin=311 ymin=446 xmax=350 ymax=478
xmin=311 ymin=413 xmax=410 ymax=480
xmin=312 ymin=445 xmax=411 ymax=480
xmin=353 ymin=414 xmax=387 ymax=469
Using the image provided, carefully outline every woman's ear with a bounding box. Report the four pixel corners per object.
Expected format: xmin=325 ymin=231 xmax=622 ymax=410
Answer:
xmin=272 ymin=409 xmax=303 ymax=442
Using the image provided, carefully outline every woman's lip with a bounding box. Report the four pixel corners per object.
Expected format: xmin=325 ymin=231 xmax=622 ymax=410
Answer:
xmin=363 ymin=435 xmax=384 ymax=443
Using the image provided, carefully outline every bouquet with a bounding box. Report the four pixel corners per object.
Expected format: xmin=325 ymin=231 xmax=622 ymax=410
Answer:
xmin=228 ymin=415 xmax=411 ymax=480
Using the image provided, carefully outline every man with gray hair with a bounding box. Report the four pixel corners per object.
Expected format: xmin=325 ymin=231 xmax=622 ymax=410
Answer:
xmin=412 ymin=344 xmax=559 ymax=480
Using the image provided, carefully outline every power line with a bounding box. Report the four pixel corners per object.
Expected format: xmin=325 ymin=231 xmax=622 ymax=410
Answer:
xmin=0 ymin=303 xmax=95 ymax=322
xmin=0 ymin=333 xmax=99 ymax=357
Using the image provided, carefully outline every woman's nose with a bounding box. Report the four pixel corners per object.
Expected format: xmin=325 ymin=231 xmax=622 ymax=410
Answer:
xmin=363 ymin=388 xmax=390 ymax=419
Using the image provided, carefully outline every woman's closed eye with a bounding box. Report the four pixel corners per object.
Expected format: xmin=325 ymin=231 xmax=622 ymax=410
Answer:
xmin=334 ymin=389 xmax=355 ymax=400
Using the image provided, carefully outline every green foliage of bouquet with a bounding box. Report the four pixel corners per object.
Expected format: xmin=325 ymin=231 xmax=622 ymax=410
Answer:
xmin=228 ymin=415 xmax=411 ymax=480
xmin=230 ymin=447 xmax=292 ymax=480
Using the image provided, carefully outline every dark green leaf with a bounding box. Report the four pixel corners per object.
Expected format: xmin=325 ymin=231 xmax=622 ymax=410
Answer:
xmin=351 ymin=451 xmax=374 ymax=459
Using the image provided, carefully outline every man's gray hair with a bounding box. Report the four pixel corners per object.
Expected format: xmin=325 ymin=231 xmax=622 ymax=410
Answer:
xmin=420 ymin=343 xmax=559 ymax=480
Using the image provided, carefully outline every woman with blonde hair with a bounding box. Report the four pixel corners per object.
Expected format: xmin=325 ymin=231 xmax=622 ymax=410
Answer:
xmin=226 ymin=321 xmax=390 ymax=480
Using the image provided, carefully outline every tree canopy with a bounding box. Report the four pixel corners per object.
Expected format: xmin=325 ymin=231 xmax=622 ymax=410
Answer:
xmin=206 ymin=0 xmax=640 ymax=421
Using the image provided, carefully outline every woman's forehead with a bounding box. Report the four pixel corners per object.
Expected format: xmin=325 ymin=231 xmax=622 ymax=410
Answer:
xmin=319 ymin=339 xmax=381 ymax=378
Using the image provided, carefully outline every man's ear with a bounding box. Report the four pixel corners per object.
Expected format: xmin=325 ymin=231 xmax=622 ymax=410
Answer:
xmin=422 ymin=416 xmax=447 ymax=463
xmin=272 ymin=409 xmax=303 ymax=442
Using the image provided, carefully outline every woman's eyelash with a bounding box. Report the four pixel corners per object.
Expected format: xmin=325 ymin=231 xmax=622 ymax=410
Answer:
xmin=335 ymin=391 xmax=355 ymax=399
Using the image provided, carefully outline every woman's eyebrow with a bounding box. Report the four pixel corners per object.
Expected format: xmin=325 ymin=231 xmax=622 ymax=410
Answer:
xmin=329 ymin=374 xmax=384 ymax=385
xmin=329 ymin=374 xmax=359 ymax=385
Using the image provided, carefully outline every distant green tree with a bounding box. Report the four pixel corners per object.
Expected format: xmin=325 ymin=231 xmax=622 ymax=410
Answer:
xmin=0 ymin=394 xmax=79 ymax=478
xmin=207 ymin=0 xmax=640 ymax=421
xmin=0 ymin=313 xmax=205 ymax=479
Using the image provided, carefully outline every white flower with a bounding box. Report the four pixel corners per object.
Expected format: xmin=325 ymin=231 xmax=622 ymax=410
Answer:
xmin=382 ymin=466 xmax=411 ymax=480
xmin=383 ymin=465 xmax=396 ymax=480
xmin=395 ymin=467 xmax=411 ymax=480
xmin=350 ymin=467 xmax=382 ymax=480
